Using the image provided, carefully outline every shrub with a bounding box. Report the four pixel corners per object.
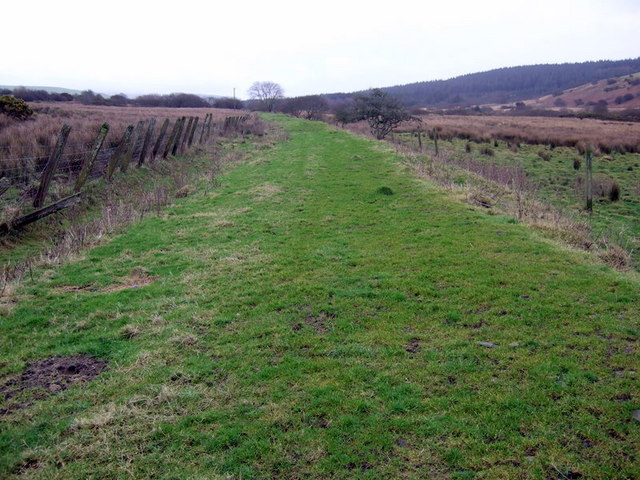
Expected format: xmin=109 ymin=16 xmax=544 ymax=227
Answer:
xmin=537 ymin=150 xmax=552 ymax=161
xmin=480 ymin=146 xmax=494 ymax=156
xmin=609 ymin=182 xmax=620 ymax=202
xmin=573 ymin=158 xmax=581 ymax=170
xmin=0 ymin=95 xmax=34 ymax=120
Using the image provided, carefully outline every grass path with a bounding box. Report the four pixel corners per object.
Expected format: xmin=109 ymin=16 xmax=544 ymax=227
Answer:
xmin=1 ymin=116 xmax=638 ymax=479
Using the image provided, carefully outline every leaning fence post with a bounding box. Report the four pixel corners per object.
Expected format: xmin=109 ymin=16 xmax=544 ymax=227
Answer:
xmin=0 ymin=177 xmax=10 ymax=197
xmin=585 ymin=147 xmax=593 ymax=212
xmin=75 ymin=123 xmax=109 ymax=192
xmin=172 ymin=117 xmax=187 ymax=156
xmin=121 ymin=120 xmax=145 ymax=172
xmin=188 ymin=117 xmax=199 ymax=148
xmin=180 ymin=117 xmax=194 ymax=153
xmin=138 ymin=118 xmax=156 ymax=166
xmin=199 ymin=113 xmax=210 ymax=144
xmin=34 ymin=124 xmax=71 ymax=208
xmin=151 ymin=118 xmax=170 ymax=161
xmin=106 ymin=125 xmax=134 ymax=181
xmin=163 ymin=119 xmax=182 ymax=159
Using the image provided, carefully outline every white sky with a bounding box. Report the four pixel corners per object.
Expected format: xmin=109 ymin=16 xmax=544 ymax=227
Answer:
xmin=2 ymin=0 xmax=639 ymax=98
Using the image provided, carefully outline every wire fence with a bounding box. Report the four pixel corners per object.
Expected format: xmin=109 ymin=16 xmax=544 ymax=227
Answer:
xmin=0 ymin=113 xmax=251 ymax=232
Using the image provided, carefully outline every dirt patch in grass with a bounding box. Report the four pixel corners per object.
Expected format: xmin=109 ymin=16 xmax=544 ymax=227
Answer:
xmin=303 ymin=309 xmax=336 ymax=334
xmin=102 ymin=268 xmax=158 ymax=292
xmin=55 ymin=268 xmax=159 ymax=294
xmin=0 ymin=354 xmax=109 ymax=414
xmin=405 ymin=338 xmax=421 ymax=354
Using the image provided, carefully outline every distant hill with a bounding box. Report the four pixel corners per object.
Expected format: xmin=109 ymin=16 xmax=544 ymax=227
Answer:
xmin=0 ymin=85 xmax=82 ymax=95
xmin=327 ymin=58 xmax=640 ymax=108
xmin=525 ymin=73 xmax=640 ymax=110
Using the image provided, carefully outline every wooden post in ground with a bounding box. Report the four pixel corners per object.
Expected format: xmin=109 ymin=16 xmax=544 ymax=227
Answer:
xmin=107 ymin=125 xmax=134 ymax=180
xmin=585 ymin=148 xmax=593 ymax=212
xmin=432 ymin=128 xmax=439 ymax=157
xmin=199 ymin=114 xmax=210 ymax=144
xmin=151 ymin=118 xmax=170 ymax=161
xmin=188 ymin=117 xmax=199 ymax=148
xmin=34 ymin=124 xmax=71 ymax=208
xmin=180 ymin=117 xmax=194 ymax=153
xmin=417 ymin=130 xmax=423 ymax=152
xmin=0 ymin=177 xmax=10 ymax=197
xmin=74 ymin=123 xmax=109 ymax=192
xmin=172 ymin=117 xmax=187 ymax=156
xmin=138 ymin=118 xmax=156 ymax=166
xmin=206 ymin=116 xmax=214 ymax=141
xmin=163 ymin=119 xmax=182 ymax=159
xmin=121 ymin=121 xmax=145 ymax=172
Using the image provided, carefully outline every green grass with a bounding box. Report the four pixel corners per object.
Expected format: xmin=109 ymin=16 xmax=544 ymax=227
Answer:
xmin=1 ymin=116 xmax=639 ymax=479
xmin=398 ymin=133 xmax=640 ymax=265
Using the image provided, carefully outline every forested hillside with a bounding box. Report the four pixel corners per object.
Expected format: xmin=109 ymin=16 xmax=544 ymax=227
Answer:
xmin=328 ymin=58 xmax=640 ymax=107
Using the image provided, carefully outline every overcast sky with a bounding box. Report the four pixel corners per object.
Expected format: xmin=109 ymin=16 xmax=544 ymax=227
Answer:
xmin=2 ymin=0 xmax=639 ymax=98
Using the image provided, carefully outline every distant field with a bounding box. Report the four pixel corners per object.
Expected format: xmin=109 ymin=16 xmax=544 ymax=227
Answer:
xmin=397 ymin=115 xmax=640 ymax=154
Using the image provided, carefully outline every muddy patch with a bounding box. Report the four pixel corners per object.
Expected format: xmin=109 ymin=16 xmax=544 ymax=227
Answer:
xmin=405 ymin=338 xmax=421 ymax=354
xmin=0 ymin=354 xmax=108 ymax=414
xmin=303 ymin=309 xmax=336 ymax=334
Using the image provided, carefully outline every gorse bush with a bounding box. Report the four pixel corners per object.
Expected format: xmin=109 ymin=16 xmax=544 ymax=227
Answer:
xmin=0 ymin=95 xmax=34 ymax=120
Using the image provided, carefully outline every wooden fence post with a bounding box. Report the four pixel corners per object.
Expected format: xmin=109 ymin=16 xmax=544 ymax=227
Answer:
xmin=172 ymin=117 xmax=187 ymax=156
xmin=121 ymin=120 xmax=144 ymax=172
xmin=206 ymin=116 xmax=214 ymax=141
xmin=163 ymin=119 xmax=182 ymax=159
xmin=151 ymin=118 xmax=170 ymax=161
xmin=432 ymin=128 xmax=439 ymax=157
xmin=585 ymin=148 xmax=593 ymax=212
xmin=188 ymin=117 xmax=199 ymax=148
xmin=417 ymin=130 xmax=423 ymax=152
xmin=34 ymin=124 xmax=71 ymax=208
xmin=199 ymin=114 xmax=210 ymax=144
xmin=107 ymin=125 xmax=134 ymax=180
xmin=74 ymin=123 xmax=109 ymax=192
xmin=0 ymin=177 xmax=10 ymax=197
xmin=138 ymin=118 xmax=156 ymax=166
xmin=180 ymin=117 xmax=194 ymax=153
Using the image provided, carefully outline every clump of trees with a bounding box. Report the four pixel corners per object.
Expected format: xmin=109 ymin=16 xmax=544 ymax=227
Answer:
xmin=338 ymin=89 xmax=412 ymax=139
xmin=279 ymin=95 xmax=328 ymax=120
xmin=213 ymin=97 xmax=244 ymax=109
xmin=0 ymin=95 xmax=34 ymax=120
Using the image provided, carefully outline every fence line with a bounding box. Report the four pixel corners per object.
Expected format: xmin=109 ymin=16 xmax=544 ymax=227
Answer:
xmin=0 ymin=113 xmax=251 ymax=233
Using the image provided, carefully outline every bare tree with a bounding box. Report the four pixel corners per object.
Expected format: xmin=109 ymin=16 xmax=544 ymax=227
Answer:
xmin=248 ymin=81 xmax=284 ymax=112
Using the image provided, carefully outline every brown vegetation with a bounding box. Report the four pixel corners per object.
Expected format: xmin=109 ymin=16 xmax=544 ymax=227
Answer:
xmin=0 ymin=102 xmax=244 ymax=163
xmin=386 ymin=115 xmax=640 ymax=154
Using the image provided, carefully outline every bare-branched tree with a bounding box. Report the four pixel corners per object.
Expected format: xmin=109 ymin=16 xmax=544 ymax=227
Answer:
xmin=248 ymin=81 xmax=284 ymax=112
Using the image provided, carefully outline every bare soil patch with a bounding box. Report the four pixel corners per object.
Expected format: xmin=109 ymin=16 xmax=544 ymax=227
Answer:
xmin=304 ymin=309 xmax=336 ymax=334
xmin=1 ymin=354 xmax=108 ymax=414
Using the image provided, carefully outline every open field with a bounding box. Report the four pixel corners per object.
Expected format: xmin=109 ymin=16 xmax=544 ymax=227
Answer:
xmin=0 ymin=116 xmax=638 ymax=479
xmin=395 ymin=115 xmax=640 ymax=154
xmin=0 ymin=102 xmax=244 ymax=165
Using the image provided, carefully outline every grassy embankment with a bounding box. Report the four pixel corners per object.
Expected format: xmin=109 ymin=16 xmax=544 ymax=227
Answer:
xmin=1 ymin=115 xmax=638 ymax=479
xmin=395 ymin=132 xmax=640 ymax=267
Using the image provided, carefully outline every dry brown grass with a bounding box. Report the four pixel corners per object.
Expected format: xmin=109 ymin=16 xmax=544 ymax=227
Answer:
xmin=0 ymin=102 xmax=245 ymax=163
xmin=341 ymin=114 xmax=640 ymax=154
xmin=406 ymin=115 xmax=640 ymax=154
